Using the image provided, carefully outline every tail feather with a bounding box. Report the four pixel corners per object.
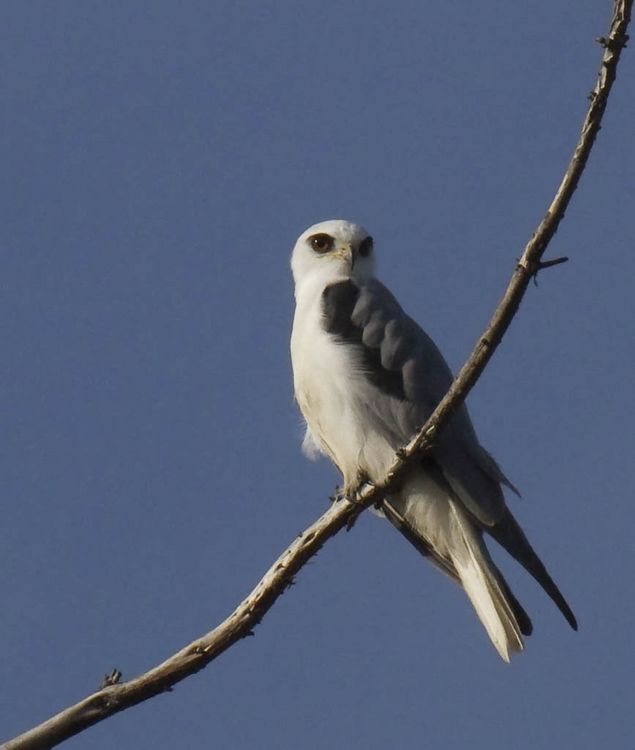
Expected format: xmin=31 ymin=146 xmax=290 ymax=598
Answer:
xmin=385 ymin=468 xmax=528 ymax=661
xmin=494 ymin=563 xmax=533 ymax=637
xmin=383 ymin=497 xmax=533 ymax=638
xmin=449 ymin=503 xmax=524 ymax=661
xmin=488 ymin=508 xmax=578 ymax=630
xmin=382 ymin=499 xmax=460 ymax=581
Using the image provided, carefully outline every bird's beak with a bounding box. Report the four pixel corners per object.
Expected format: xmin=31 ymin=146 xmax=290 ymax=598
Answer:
xmin=334 ymin=242 xmax=354 ymax=269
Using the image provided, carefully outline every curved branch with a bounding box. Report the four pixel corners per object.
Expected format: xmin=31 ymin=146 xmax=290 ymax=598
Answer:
xmin=3 ymin=2 xmax=631 ymax=748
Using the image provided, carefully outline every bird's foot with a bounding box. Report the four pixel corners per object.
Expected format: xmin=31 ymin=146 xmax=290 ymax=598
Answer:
xmin=329 ymin=485 xmax=363 ymax=529
xmin=330 ymin=473 xmax=375 ymax=529
xmin=329 ymin=485 xmax=349 ymax=504
xmin=331 ymin=471 xmax=373 ymax=503
xmin=345 ymin=475 xmax=376 ymax=531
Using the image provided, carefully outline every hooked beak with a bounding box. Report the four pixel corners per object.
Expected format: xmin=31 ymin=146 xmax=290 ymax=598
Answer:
xmin=334 ymin=242 xmax=354 ymax=269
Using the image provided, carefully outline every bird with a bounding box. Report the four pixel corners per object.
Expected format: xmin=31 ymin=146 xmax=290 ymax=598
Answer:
xmin=290 ymin=218 xmax=577 ymax=661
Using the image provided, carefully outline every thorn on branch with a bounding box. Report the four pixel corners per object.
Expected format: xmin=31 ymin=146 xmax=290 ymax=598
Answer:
xmin=538 ymin=256 xmax=569 ymax=270
xmin=101 ymin=669 xmax=122 ymax=689
xmin=532 ymin=256 xmax=569 ymax=285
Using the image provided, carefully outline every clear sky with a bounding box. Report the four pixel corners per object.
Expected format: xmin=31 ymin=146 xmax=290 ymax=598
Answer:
xmin=2 ymin=2 xmax=634 ymax=748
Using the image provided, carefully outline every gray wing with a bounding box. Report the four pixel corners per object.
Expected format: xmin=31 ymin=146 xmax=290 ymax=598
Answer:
xmin=322 ymin=278 xmax=515 ymax=525
xmin=322 ymin=278 xmax=577 ymax=629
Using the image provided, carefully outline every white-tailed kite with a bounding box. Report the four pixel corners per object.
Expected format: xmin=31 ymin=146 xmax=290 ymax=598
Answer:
xmin=290 ymin=219 xmax=577 ymax=661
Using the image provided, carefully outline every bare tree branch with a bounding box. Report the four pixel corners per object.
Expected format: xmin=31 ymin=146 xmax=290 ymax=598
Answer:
xmin=3 ymin=2 xmax=631 ymax=748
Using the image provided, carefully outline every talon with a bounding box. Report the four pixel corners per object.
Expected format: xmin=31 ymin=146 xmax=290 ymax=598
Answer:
xmin=356 ymin=479 xmax=375 ymax=500
xmin=355 ymin=469 xmax=370 ymax=486
xmin=350 ymin=496 xmax=362 ymax=507
xmin=330 ymin=486 xmax=348 ymax=503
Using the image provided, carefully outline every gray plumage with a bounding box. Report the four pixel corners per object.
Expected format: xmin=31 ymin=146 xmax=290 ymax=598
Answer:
xmin=290 ymin=219 xmax=576 ymax=660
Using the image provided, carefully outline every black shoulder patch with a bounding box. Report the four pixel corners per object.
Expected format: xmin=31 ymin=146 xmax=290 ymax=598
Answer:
xmin=322 ymin=280 xmax=359 ymax=339
xmin=321 ymin=280 xmax=406 ymax=400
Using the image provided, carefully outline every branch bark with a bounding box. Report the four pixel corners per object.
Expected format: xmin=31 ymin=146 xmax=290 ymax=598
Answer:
xmin=3 ymin=2 xmax=631 ymax=748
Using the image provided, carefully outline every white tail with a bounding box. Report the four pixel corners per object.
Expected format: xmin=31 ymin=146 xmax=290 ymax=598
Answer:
xmin=386 ymin=473 xmax=526 ymax=661
xmin=450 ymin=503 xmax=524 ymax=661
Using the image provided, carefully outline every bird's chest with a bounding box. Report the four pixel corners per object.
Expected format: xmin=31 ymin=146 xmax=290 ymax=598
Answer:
xmin=292 ymin=306 xmax=359 ymax=430
xmin=291 ymin=280 xmax=401 ymax=485
xmin=291 ymin=291 xmax=368 ymax=469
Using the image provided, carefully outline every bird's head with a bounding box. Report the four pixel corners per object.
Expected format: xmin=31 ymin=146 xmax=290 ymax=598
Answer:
xmin=291 ymin=219 xmax=375 ymax=289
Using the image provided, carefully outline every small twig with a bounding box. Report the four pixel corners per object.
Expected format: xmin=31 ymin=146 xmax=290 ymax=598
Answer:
xmin=2 ymin=2 xmax=631 ymax=749
xmin=532 ymin=256 xmax=569 ymax=285
xmin=537 ymin=256 xmax=569 ymax=271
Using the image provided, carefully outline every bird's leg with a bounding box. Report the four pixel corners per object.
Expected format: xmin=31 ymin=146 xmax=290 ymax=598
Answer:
xmin=343 ymin=471 xmax=376 ymax=531
xmin=330 ymin=470 xmax=369 ymax=503
xmin=329 ymin=476 xmax=373 ymax=529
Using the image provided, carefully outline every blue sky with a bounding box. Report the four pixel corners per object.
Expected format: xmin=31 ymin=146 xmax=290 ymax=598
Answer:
xmin=1 ymin=2 xmax=634 ymax=748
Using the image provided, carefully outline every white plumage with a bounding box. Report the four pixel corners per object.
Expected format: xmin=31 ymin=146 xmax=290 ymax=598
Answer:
xmin=290 ymin=219 xmax=576 ymax=661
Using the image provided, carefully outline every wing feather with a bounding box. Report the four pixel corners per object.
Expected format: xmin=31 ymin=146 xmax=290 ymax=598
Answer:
xmin=318 ymin=273 xmax=575 ymax=636
xmin=322 ymin=277 xmax=508 ymax=525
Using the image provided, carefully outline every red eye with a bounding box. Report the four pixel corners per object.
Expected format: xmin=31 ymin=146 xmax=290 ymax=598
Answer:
xmin=358 ymin=236 xmax=373 ymax=257
xmin=309 ymin=233 xmax=334 ymax=253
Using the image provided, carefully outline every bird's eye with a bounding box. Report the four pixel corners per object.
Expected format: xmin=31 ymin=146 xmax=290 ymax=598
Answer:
xmin=358 ymin=236 xmax=374 ymax=257
xmin=309 ymin=233 xmax=334 ymax=254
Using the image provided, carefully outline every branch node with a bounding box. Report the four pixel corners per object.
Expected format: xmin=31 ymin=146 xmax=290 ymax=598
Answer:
xmin=597 ymin=32 xmax=629 ymax=50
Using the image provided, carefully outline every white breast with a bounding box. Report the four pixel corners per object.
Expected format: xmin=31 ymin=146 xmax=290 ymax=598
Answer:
xmin=290 ymin=275 xmax=395 ymax=488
